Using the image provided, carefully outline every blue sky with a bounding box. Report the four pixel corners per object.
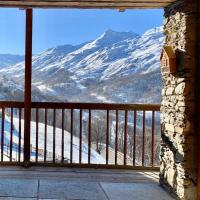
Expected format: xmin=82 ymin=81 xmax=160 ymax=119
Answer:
xmin=0 ymin=8 xmax=163 ymax=55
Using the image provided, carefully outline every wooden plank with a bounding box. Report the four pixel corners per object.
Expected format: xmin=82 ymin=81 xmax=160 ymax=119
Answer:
xmin=0 ymin=101 xmax=24 ymax=108
xmin=115 ymin=110 xmax=118 ymax=165
xmin=142 ymin=110 xmax=145 ymax=166
xmin=151 ymin=111 xmax=155 ymax=167
xmin=106 ymin=110 xmax=109 ymax=165
xmin=53 ymin=109 xmax=56 ymax=163
xmin=1 ymin=108 xmax=4 ymax=162
xmin=31 ymin=102 xmax=160 ymax=111
xmin=35 ymin=108 xmax=39 ymax=162
xmin=1 ymin=0 xmax=176 ymax=2
xmin=133 ymin=110 xmax=136 ymax=166
xmin=24 ymin=9 xmax=33 ymax=167
xmin=124 ymin=110 xmax=128 ymax=166
xmin=0 ymin=160 xmax=160 ymax=171
xmin=0 ymin=101 xmax=160 ymax=111
xmin=30 ymin=162 xmax=160 ymax=171
xmin=10 ymin=108 xmax=13 ymax=162
xmin=61 ymin=109 xmax=65 ymax=163
xmin=70 ymin=109 xmax=74 ymax=164
xmin=79 ymin=109 xmax=82 ymax=164
xmin=88 ymin=109 xmax=91 ymax=164
xmin=0 ymin=0 xmax=176 ymax=8
xmin=196 ymin=0 xmax=200 ymax=198
xmin=44 ymin=108 xmax=48 ymax=162
xmin=18 ymin=108 xmax=22 ymax=162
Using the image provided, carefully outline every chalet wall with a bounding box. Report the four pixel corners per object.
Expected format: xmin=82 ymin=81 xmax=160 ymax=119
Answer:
xmin=160 ymin=0 xmax=199 ymax=199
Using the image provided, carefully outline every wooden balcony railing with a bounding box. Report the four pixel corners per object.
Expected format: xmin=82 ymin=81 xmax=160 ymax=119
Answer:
xmin=0 ymin=101 xmax=160 ymax=170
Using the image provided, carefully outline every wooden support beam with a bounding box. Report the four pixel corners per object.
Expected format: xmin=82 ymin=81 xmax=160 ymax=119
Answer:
xmin=24 ymin=9 xmax=33 ymax=167
xmin=0 ymin=0 xmax=176 ymax=2
xmin=197 ymin=0 xmax=200 ymax=197
xmin=0 ymin=0 xmax=176 ymax=9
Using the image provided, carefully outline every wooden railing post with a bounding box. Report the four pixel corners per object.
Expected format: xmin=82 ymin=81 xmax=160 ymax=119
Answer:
xmin=24 ymin=9 xmax=33 ymax=167
xmin=196 ymin=0 xmax=200 ymax=198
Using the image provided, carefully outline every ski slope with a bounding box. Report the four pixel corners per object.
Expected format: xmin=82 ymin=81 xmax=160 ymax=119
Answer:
xmin=0 ymin=115 xmax=105 ymax=164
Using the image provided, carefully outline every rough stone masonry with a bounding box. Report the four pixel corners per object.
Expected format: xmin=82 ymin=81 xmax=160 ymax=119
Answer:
xmin=160 ymin=0 xmax=199 ymax=199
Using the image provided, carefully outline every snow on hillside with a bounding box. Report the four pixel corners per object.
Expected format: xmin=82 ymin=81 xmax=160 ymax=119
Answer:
xmin=0 ymin=26 xmax=164 ymax=103
xmin=0 ymin=116 xmax=105 ymax=163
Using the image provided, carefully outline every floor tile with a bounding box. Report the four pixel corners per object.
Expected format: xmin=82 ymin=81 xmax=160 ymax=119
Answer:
xmin=100 ymin=182 xmax=175 ymax=200
xmin=39 ymin=180 xmax=108 ymax=200
xmin=0 ymin=198 xmax=37 ymax=200
xmin=0 ymin=179 xmax=38 ymax=198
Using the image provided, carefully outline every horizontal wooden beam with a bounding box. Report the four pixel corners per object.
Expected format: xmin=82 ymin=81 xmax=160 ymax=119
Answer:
xmin=0 ymin=101 xmax=24 ymax=108
xmin=0 ymin=101 xmax=160 ymax=111
xmin=31 ymin=162 xmax=160 ymax=171
xmin=0 ymin=0 xmax=176 ymax=3
xmin=31 ymin=102 xmax=160 ymax=111
xmin=0 ymin=0 xmax=176 ymax=9
xmin=2 ymin=0 xmax=176 ymax=3
xmin=0 ymin=161 xmax=160 ymax=170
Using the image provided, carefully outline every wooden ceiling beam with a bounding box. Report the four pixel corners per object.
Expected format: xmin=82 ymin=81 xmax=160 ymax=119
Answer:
xmin=0 ymin=0 xmax=177 ymax=9
xmin=1 ymin=0 xmax=176 ymax=3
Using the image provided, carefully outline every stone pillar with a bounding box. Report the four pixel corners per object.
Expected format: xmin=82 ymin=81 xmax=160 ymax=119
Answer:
xmin=160 ymin=0 xmax=199 ymax=199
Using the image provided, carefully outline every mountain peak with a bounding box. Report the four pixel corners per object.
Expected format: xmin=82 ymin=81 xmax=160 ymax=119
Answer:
xmin=102 ymin=29 xmax=138 ymax=38
xmin=104 ymin=29 xmax=116 ymax=34
xmin=143 ymin=26 xmax=163 ymax=37
xmin=94 ymin=29 xmax=139 ymax=46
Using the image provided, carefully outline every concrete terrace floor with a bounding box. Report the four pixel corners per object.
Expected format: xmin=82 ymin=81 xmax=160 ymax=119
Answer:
xmin=0 ymin=167 xmax=174 ymax=200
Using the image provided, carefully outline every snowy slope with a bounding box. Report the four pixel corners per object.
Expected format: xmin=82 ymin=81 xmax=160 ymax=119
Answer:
xmin=0 ymin=116 xmax=105 ymax=163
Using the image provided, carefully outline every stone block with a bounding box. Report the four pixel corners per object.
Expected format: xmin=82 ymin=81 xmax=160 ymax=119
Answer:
xmin=175 ymin=126 xmax=184 ymax=134
xmin=165 ymin=123 xmax=175 ymax=132
xmin=175 ymin=82 xmax=185 ymax=95
xmin=166 ymin=87 xmax=175 ymax=95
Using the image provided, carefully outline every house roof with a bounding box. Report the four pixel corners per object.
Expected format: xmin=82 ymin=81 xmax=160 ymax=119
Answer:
xmin=0 ymin=0 xmax=177 ymax=9
xmin=160 ymin=46 xmax=176 ymax=60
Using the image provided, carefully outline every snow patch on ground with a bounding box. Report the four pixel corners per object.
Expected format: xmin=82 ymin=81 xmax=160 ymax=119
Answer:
xmin=0 ymin=116 xmax=105 ymax=164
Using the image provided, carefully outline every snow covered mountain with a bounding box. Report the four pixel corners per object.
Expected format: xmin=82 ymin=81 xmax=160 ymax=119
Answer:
xmin=0 ymin=26 xmax=164 ymax=103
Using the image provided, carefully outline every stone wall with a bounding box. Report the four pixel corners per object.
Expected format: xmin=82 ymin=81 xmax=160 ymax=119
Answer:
xmin=160 ymin=0 xmax=199 ymax=199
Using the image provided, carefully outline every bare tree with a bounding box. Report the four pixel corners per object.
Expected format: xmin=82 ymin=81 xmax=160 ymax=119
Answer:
xmin=91 ymin=118 xmax=106 ymax=154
